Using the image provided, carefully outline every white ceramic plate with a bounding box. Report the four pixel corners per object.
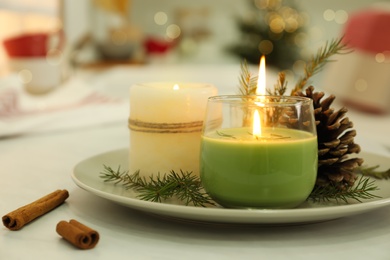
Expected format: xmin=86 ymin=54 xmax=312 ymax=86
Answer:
xmin=71 ymin=149 xmax=390 ymax=225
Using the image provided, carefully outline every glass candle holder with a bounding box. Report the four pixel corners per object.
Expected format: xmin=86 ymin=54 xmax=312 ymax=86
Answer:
xmin=200 ymin=95 xmax=318 ymax=209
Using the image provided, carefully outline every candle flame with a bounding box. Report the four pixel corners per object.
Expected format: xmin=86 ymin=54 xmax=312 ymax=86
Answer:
xmin=254 ymin=56 xmax=266 ymax=137
xmin=173 ymin=84 xmax=180 ymax=90
xmin=256 ymin=55 xmax=266 ymax=96
xmin=253 ymin=110 xmax=262 ymax=138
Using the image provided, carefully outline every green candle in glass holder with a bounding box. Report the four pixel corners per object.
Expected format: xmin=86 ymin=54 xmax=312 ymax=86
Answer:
xmin=200 ymin=95 xmax=318 ymax=209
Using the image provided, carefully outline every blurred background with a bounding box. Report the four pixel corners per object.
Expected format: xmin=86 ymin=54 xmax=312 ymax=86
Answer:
xmin=0 ymin=0 xmax=385 ymax=69
xmin=1 ymin=0 xmax=390 ymax=112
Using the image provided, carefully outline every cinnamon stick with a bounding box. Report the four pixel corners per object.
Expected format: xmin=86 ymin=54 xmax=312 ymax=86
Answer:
xmin=56 ymin=219 xmax=99 ymax=249
xmin=2 ymin=189 xmax=69 ymax=231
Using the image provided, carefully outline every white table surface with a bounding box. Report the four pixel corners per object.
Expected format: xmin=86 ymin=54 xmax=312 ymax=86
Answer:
xmin=1 ymin=64 xmax=390 ymax=260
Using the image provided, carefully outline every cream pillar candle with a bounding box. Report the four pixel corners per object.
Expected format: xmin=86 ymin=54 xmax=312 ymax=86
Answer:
xmin=129 ymin=82 xmax=218 ymax=178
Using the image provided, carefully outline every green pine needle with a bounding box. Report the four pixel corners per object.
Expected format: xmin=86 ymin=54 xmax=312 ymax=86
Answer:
xmin=100 ymin=165 xmax=383 ymax=207
xmin=100 ymin=165 xmax=216 ymax=207
xmin=308 ymin=175 xmax=380 ymax=204
xmin=291 ymin=37 xmax=352 ymax=95
xmin=268 ymin=72 xmax=288 ymax=96
xmin=238 ymin=60 xmax=258 ymax=96
xmin=238 ymin=37 xmax=351 ymax=97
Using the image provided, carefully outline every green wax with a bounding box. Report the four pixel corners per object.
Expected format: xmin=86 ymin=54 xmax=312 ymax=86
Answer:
xmin=200 ymin=127 xmax=318 ymax=209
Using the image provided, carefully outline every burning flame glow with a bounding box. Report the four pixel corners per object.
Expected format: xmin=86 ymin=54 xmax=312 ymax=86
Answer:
xmin=256 ymin=55 xmax=266 ymax=95
xmin=253 ymin=110 xmax=261 ymax=138
xmin=253 ymin=55 xmax=267 ymax=138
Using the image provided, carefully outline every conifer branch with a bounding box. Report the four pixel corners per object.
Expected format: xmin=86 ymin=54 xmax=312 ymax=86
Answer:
xmin=291 ymin=37 xmax=352 ymax=95
xmin=238 ymin=59 xmax=258 ymax=95
xmin=100 ymin=165 xmax=382 ymax=207
xmin=308 ymin=175 xmax=380 ymax=203
xmin=100 ymin=165 xmax=216 ymax=207
xmin=268 ymin=72 xmax=288 ymax=96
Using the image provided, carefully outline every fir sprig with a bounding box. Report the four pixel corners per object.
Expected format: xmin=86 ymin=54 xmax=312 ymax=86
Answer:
xmin=238 ymin=60 xmax=258 ymax=96
xmin=291 ymin=37 xmax=352 ymax=95
xmin=238 ymin=38 xmax=350 ymax=97
xmin=100 ymin=165 xmax=383 ymax=207
xmin=269 ymin=72 xmax=288 ymax=96
xmin=100 ymin=165 xmax=216 ymax=207
xmin=308 ymin=175 xmax=380 ymax=204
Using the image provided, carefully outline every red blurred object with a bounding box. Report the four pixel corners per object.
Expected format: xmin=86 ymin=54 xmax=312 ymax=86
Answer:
xmin=343 ymin=9 xmax=390 ymax=53
xmin=3 ymin=31 xmax=64 ymax=57
xmin=144 ymin=37 xmax=176 ymax=54
xmin=323 ymin=7 xmax=390 ymax=114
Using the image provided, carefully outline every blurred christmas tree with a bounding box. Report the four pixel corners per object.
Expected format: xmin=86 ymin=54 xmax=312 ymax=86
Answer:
xmin=228 ymin=0 xmax=307 ymax=70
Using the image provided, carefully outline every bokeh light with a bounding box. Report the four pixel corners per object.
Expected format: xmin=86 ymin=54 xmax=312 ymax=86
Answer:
xmin=375 ymin=51 xmax=390 ymax=63
xmin=254 ymin=0 xmax=282 ymax=10
xmin=294 ymin=32 xmax=307 ymax=47
xmin=292 ymin=60 xmax=306 ymax=74
xmin=323 ymin=9 xmax=348 ymax=24
xmin=269 ymin=15 xmax=285 ymax=33
xmin=166 ymin=24 xmax=181 ymax=39
xmin=335 ymin=10 xmax=348 ymax=24
xmin=258 ymin=40 xmax=273 ymax=54
xmin=323 ymin=9 xmax=335 ymax=21
xmin=354 ymin=79 xmax=368 ymax=92
xmin=18 ymin=69 xmax=32 ymax=84
xmin=375 ymin=53 xmax=385 ymax=63
xmin=154 ymin=11 xmax=168 ymax=25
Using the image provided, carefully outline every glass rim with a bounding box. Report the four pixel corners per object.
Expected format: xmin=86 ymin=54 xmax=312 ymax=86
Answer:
xmin=207 ymin=95 xmax=313 ymax=106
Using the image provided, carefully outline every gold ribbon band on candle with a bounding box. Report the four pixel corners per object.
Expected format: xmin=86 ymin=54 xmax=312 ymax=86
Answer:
xmin=128 ymin=119 xmax=204 ymax=133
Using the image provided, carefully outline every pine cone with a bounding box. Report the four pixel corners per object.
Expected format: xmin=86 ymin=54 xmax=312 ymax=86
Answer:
xmin=294 ymin=86 xmax=364 ymax=190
